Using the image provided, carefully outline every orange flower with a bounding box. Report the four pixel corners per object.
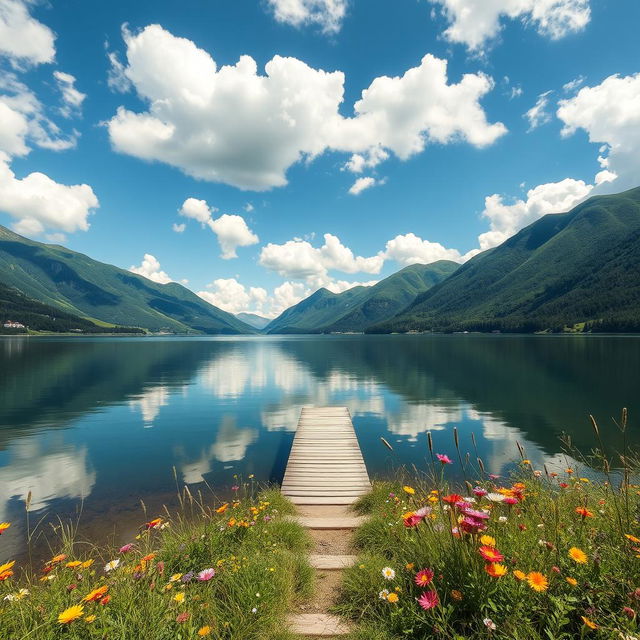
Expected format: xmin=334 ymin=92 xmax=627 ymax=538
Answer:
xmin=526 ymin=572 xmax=548 ymax=592
xmin=568 ymin=547 xmax=588 ymax=564
xmin=513 ymin=570 xmax=526 ymax=581
xmin=48 ymin=554 xmax=67 ymax=566
xmin=451 ymin=589 xmax=463 ymax=601
xmin=216 ymin=503 xmax=229 ymax=514
xmin=575 ymin=507 xmax=594 ymax=518
xmin=198 ymin=627 xmax=212 ymax=637
xmin=82 ymin=586 xmax=109 ymax=602
xmin=65 ymin=561 xmax=82 ymax=569
xmin=0 ymin=560 xmax=15 ymax=581
xmin=485 ymin=563 xmax=508 ymax=577
xmin=145 ymin=518 xmax=162 ymax=529
xmin=581 ymin=616 xmax=597 ymax=629
xmin=0 ymin=522 xmax=11 ymax=535
xmin=566 ymin=577 xmax=577 ymax=586
xmin=625 ymin=534 xmax=640 ymax=544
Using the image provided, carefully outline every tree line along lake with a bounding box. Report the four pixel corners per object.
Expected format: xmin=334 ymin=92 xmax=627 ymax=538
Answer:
xmin=0 ymin=333 xmax=637 ymax=560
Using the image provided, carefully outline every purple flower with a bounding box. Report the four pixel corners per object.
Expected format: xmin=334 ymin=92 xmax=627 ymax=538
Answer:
xmin=181 ymin=571 xmax=194 ymax=583
xmin=263 ymin=515 xmax=272 ymax=522
xmin=436 ymin=454 xmax=452 ymax=464
xmin=119 ymin=543 xmax=134 ymax=554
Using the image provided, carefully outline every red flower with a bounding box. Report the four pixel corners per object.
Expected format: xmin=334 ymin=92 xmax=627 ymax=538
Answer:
xmin=442 ymin=494 xmax=463 ymax=504
xmin=404 ymin=514 xmax=423 ymax=528
xmin=99 ymin=595 xmax=111 ymax=606
xmin=478 ymin=546 xmax=504 ymax=563
xmin=414 ymin=569 xmax=434 ymax=587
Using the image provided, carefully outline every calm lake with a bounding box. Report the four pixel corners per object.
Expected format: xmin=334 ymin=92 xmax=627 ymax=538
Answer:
xmin=1 ymin=334 xmax=638 ymax=559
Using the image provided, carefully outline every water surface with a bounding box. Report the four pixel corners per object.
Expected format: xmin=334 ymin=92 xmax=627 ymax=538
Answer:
xmin=1 ymin=334 xmax=638 ymax=559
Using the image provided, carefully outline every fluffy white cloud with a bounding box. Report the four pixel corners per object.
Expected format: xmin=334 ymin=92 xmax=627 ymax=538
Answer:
xmin=477 ymin=178 xmax=593 ymax=249
xmin=344 ymin=146 xmax=389 ymax=173
xmin=266 ymin=0 xmax=347 ymax=34
xmin=129 ymin=253 xmax=173 ymax=284
xmin=557 ymin=72 xmax=640 ymax=191
xmin=348 ymin=176 xmax=378 ymax=195
xmin=53 ymin=71 xmax=86 ymax=117
xmin=429 ymin=0 xmax=591 ymax=52
xmin=172 ymin=222 xmax=185 ymax=233
xmin=260 ymin=233 xmax=383 ymax=285
xmin=178 ymin=197 xmax=258 ymax=258
xmin=198 ymin=278 xmax=268 ymax=315
xmin=525 ymin=90 xmax=553 ymax=131
xmin=108 ymin=26 xmax=505 ymax=190
xmin=0 ymin=0 xmax=55 ymax=66
xmin=382 ymin=232 xmax=475 ymax=265
xmin=0 ymin=100 xmax=28 ymax=156
xmin=0 ymin=152 xmax=98 ymax=234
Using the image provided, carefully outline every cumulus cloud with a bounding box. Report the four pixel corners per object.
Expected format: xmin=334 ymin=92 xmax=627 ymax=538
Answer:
xmin=129 ymin=253 xmax=174 ymax=284
xmin=382 ymin=232 xmax=476 ymax=266
xmin=0 ymin=152 xmax=98 ymax=234
xmin=557 ymin=72 xmax=640 ymax=191
xmin=477 ymin=178 xmax=593 ymax=250
xmin=429 ymin=0 xmax=591 ymax=52
xmin=0 ymin=0 xmax=56 ymax=66
xmin=107 ymin=25 xmax=505 ymax=190
xmin=198 ymin=278 xmax=268 ymax=315
xmin=178 ymin=197 xmax=258 ymax=259
xmin=344 ymin=146 xmax=389 ymax=173
xmin=525 ymin=90 xmax=553 ymax=131
xmin=260 ymin=233 xmax=383 ymax=286
xmin=348 ymin=176 xmax=379 ymax=195
xmin=53 ymin=71 xmax=86 ymax=117
xmin=266 ymin=0 xmax=347 ymax=34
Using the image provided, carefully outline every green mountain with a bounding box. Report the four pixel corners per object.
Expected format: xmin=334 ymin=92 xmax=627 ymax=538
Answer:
xmin=371 ymin=186 xmax=640 ymax=333
xmin=265 ymin=261 xmax=460 ymax=334
xmin=0 ymin=225 xmax=254 ymax=334
xmin=0 ymin=282 xmax=143 ymax=334
xmin=236 ymin=312 xmax=271 ymax=330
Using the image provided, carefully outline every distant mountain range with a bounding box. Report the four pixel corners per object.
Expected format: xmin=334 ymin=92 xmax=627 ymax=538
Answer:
xmin=0 ymin=225 xmax=253 ymax=334
xmin=370 ymin=186 xmax=640 ymax=333
xmin=2 ymin=186 xmax=639 ymax=336
xmin=264 ymin=261 xmax=459 ymax=334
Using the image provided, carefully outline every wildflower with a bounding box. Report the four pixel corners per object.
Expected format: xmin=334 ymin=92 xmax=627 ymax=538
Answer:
xmin=436 ymin=453 xmax=452 ymax=464
xmin=414 ymin=569 xmax=434 ymax=587
xmin=442 ymin=493 xmax=463 ymax=504
xmin=403 ymin=486 xmax=415 ymax=495
xmin=473 ymin=487 xmax=488 ymax=497
xmin=522 ymin=459 xmax=531 ymax=465
xmin=104 ymin=559 xmax=120 ymax=572
xmin=405 ymin=563 xmax=415 ymax=570
xmin=498 ymin=516 xmax=508 ymax=523
xmin=251 ymin=607 xmax=257 ymax=613
xmin=216 ymin=502 xmax=229 ymax=514
xmin=387 ymin=592 xmax=399 ymax=603
xmin=625 ymin=534 xmax=640 ymax=544
xmin=566 ymin=577 xmax=577 ymax=586
xmin=480 ymin=535 xmax=496 ymax=547
xmin=231 ymin=485 xmax=240 ymax=491
xmin=623 ymin=607 xmax=636 ymax=620
xmin=568 ymin=547 xmax=588 ymax=564
xmin=378 ymin=589 xmax=390 ymax=600
xmin=173 ymin=592 xmax=185 ymax=604
xmin=0 ymin=560 xmax=15 ymax=581
xmin=526 ymin=572 xmax=548 ymax=592
xmin=485 ymin=563 xmax=508 ymax=578
xmin=58 ymin=604 xmax=84 ymax=624
xmin=484 ymin=618 xmax=497 ymax=631
xmin=451 ymin=589 xmax=463 ymax=601
xmin=169 ymin=573 xmax=182 ymax=583
xmin=82 ymin=586 xmax=108 ymax=602
xmin=503 ymin=496 xmax=519 ymax=505
xmin=198 ymin=627 xmax=212 ymax=636
xmin=65 ymin=560 xmax=81 ymax=569
xmin=176 ymin=612 xmax=190 ymax=623
xmin=81 ymin=559 xmax=94 ymax=568
xmin=417 ymin=590 xmax=439 ymax=610
xmin=145 ymin=518 xmax=162 ymax=529
xmin=581 ymin=616 xmax=597 ymax=629
xmin=182 ymin=571 xmax=194 ymax=583
xmin=0 ymin=522 xmax=11 ymax=535
xmin=382 ymin=567 xmax=395 ymax=580
xmin=513 ymin=570 xmax=526 ymax=581
xmin=479 ymin=546 xmax=504 ymax=562
xmin=487 ymin=493 xmax=506 ymax=503
xmin=198 ymin=568 xmax=216 ymax=581
xmin=85 ymin=615 xmax=96 ymax=623
xmin=100 ymin=595 xmax=111 ymax=606
xmin=575 ymin=507 xmax=594 ymax=518
xmin=119 ymin=544 xmax=133 ymax=553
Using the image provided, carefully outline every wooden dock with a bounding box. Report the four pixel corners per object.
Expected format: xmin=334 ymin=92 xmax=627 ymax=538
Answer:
xmin=281 ymin=406 xmax=370 ymax=505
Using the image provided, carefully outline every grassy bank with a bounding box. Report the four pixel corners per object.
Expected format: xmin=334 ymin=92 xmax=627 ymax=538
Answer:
xmin=0 ymin=487 xmax=312 ymax=640
xmin=335 ymin=421 xmax=639 ymax=639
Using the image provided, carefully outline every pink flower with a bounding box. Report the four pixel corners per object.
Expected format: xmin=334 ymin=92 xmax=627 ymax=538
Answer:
xmin=417 ymin=590 xmax=439 ymax=610
xmin=197 ymin=568 xmax=216 ymax=581
xmin=414 ymin=569 xmax=434 ymax=587
xmin=231 ymin=485 xmax=239 ymax=492
xmin=489 ymin=474 xmax=501 ymax=480
xmin=436 ymin=454 xmax=452 ymax=464
xmin=403 ymin=514 xmax=423 ymax=528
xmin=503 ymin=497 xmax=518 ymax=505
xmin=119 ymin=544 xmax=133 ymax=553
xmin=415 ymin=506 xmax=431 ymax=517
xmin=462 ymin=508 xmax=490 ymax=520
xmin=176 ymin=612 xmax=190 ymax=623
xmin=473 ymin=487 xmax=488 ymax=497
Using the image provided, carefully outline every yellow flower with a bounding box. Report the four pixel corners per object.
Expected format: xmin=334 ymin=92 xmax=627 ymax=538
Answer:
xmin=198 ymin=627 xmax=212 ymax=636
xmin=0 ymin=522 xmax=11 ymax=534
xmin=403 ymin=486 xmax=415 ymax=495
xmin=173 ymin=592 xmax=185 ymax=603
xmin=526 ymin=572 xmax=548 ymax=592
xmin=513 ymin=570 xmax=526 ymax=581
xmin=405 ymin=563 xmax=415 ymax=570
xmin=58 ymin=605 xmax=84 ymax=624
xmin=169 ymin=573 xmax=183 ymax=582
xmin=522 ymin=459 xmax=531 ymax=465
xmin=566 ymin=577 xmax=577 ymax=586
xmin=85 ymin=615 xmax=96 ymax=623
xmin=568 ymin=547 xmax=588 ymax=564
xmin=387 ymin=592 xmax=399 ymax=603
xmin=81 ymin=559 xmax=94 ymax=569
xmin=625 ymin=534 xmax=640 ymax=544
xmin=480 ymin=535 xmax=496 ymax=547
xmin=65 ymin=561 xmax=82 ymax=568
xmin=581 ymin=616 xmax=597 ymax=629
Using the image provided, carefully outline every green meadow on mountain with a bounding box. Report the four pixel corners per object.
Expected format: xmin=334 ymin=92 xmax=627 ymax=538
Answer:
xmin=0 ymin=225 xmax=253 ymax=335
xmin=264 ymin=261 xmax=459 ymax=334
xmin=370 ymin=186 xmax=640 ymax=333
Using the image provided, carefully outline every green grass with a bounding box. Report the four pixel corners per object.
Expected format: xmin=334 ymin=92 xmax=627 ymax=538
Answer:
xmin=0 ymin=487 xmax=311 ymax=640
xmin=334 ymin=416 xmax=640 ymax=639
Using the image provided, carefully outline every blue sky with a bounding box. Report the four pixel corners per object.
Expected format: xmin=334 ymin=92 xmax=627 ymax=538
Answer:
xmin=1 ymin=0 xmax=639 ymax=317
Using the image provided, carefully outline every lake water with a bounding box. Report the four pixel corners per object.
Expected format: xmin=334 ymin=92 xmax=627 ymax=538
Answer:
xmin=1 ymin=334 xmax=638 ymax=560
